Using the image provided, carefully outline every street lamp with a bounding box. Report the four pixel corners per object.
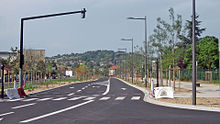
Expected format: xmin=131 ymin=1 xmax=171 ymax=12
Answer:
xmin=192 ymin=0 xmax=196 ymax=105
xmin=19 ymin=8 xmax=86 ymax=89
xmin=121 ymin=38 xmax=134 ymax=84
xmin=118 ymin=48 xmax=127 ymax=80
xmin=127 ymin=16 xmax=148 ymax=87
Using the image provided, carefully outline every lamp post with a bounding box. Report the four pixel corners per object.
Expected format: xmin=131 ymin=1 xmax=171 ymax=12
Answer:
xmin=118 ymin=48 xmax=127 ymax=80
xmin=121 ymin=38 xmax=134 ymax=84
xmin=19 ymin=8 xmax=86 ymax=89
xmin=192 ymin=0 xmax=196 ymax=105
xmin=127 ymin=16 xmax=148 ymax=87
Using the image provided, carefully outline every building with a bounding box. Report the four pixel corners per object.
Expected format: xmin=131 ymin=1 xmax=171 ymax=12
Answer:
xmin=0 ymin=51 xmax=11 ymax=60
xmin=66 ymin=67 xmax=73 ymax=77
xmin=23 ymin=49 xmax=45 ymax=64
xmin=109 ymin=65 xmax=119 ymax=77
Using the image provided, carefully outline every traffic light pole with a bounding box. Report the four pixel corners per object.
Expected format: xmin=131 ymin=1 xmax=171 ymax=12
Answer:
xmin=19 ymin=8 xmax=86 ymax=89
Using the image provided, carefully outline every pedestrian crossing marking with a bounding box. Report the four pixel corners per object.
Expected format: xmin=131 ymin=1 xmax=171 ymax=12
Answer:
xmin=99 ymin=97 xmax=110 ymax=100
xmin=115 ymin=97 xmax=125 ymax=100
xmin=131 ymin=96 xmax=140 ymax=100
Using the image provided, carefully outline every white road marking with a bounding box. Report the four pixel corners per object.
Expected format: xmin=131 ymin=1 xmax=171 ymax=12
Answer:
xmin=53 ymin=97 xmax=67 ymax=101
xmin=0 ymin=112 xmax=14 ymax=117
xmin=85 ymin=86 xmax=88 ymax=88
xmin=22 ymin=98 xmax=38 ymax=102
xmin=92 ymin=94 xmax=100 ymax=97
xmin=83 ymin=97 xmax=96 ymax=101
xmin=77 ymin=90 xmax=82 ymax=92
xmin=19 ymin=100 xmax=94 ymax=123
xmin=115 ymin=97 xmax=125 ymax=100
xmin=12 ymin=103 xmax=36 ymax=109
xmin=121 ymin=88 xmax=127 ymax=90
xmin=99 ymin=97 xmax=110 ymax=100
xmin=102 ymin=79 xmax=110 ymax=96
xmin=69 ymin=87 xmax=74 ymax=89
xmin=37 ymin=98 xmax=52 ymax=101
xmin=8 ymin=98 xmax=24 ymax=102
xmin=68 ymin=96 xmax=86 ymax=101
xmin=82 ymin=87 xmax=85 ymax=90
xmin=67 ymin=93 xmax=75 ymax=96
xmin=0 ymin=118 xmax=3 ymax=121
xmin=131 ymin=96 xmax=141 ymax=100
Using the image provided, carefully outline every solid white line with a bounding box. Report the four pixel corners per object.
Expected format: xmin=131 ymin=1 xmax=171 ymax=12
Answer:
xmin=115 ymin=97 xmax=125 ymax=100
xmin=12 ymin=103 xmax=36 ymax=109
xmin=37 ymin=98 xmax=52 ymax=101
xmin=131 ymin=96 xmax=141 ymax=100
xmin=53 ymin=97 xmax=67 ymax=101
xmin=83 ymin=97 xmax=96 ymax=101
xmin=19 ymin=100 xmax=94 ymax=123
xmin=0 ymin=112 xmax=14 ymax=117
xmin=67 ymin=93 xmax=75 ymax=96
xmin=22 ymin=98 xmax=38 ymax=102
xmin=99 ymin=97 xmax=110 ymax=100
xmin=102 ymin=79 xmax=110 ymax=96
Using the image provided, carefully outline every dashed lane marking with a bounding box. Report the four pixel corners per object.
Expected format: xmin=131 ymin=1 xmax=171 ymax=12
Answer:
xmin=8 ymin=98 xmax=24 ymax=102
xmin=67 ymin=93 xmax=75 ymax=96
xmin=12 ymin=103 xmax=36 ymax=109
xmin=115 ymin=97 xmax=125 ymax=100
xmin=0 ymin=112 xmax=14 ymax=117
xmin=37 ymin=98 xmax=52 ymax=101
xmin=99 ymin=97 xmax=110 ymax=100
xmin=77 ymin=90 xmax=82 ymax=92
xmin=19 ymin=100 xmax=94 ymax=123
xmin=131 ymin=96 xmax=141 ymax=100
xmin=68 ymin=96 xmax=86 ymax=101
xmin=53 ymin=97 xmax=67 ymax=101
xmin=69 ymin=87 xmax=74 ymax=89
xmin=83 ymin=97 xmax=96 ymax=101
xmin=23 ymin=98 xmax=38 ymax=102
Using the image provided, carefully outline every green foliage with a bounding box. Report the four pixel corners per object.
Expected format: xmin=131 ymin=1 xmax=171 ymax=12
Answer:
xmin=184 ymin=36 xmax=219 ymax=70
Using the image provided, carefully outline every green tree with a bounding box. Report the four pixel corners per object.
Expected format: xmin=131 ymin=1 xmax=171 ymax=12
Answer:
xmin=184 ymin=36 xmax=219 ymax=70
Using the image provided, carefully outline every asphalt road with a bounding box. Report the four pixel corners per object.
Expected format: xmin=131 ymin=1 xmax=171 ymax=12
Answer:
xmin=0 ymin=78 xmax=219 ymax=124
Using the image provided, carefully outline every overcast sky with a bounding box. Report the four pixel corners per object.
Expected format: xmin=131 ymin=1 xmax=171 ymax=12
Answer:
xmin=0 ymin=0 xmax=219 ymax=57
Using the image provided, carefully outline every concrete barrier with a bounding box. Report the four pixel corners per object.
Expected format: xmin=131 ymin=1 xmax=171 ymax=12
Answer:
xmin=6 ymin=88 xmax=20 ymax=99
xmin=154 ymin=87 xmax=174 ymax=99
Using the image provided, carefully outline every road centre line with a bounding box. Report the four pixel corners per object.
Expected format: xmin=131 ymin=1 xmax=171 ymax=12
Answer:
xmin=68 ymin=96 xmax=86 ymax=101
xmin=99 ymin=97 xmax=110 ymax=100
xmin=12 ymin=103 xmax=36 ymax=109
xmin=37 ymin=98 xmax=52 ymax=101
xmin=0 ymin=112 xmax=14 ymax=117
xmin=83 ymin=97 xmax=96 ymax=101
xmin=19 ymin=100 xmax=94 ymax=123
xmin=102 ymin=79 xmax=110 ymax=96
xmin=131 ymin=96 xmax=141 ymax=100
xmin=115 ymin=97 xmax=125 ymax=100
xmin=77 ymin=90 xmax=82 ymax=92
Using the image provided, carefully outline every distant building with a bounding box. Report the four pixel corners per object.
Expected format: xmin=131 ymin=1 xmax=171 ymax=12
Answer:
xmin=66 ymin=67 xmax=73 ymax=77
xmin=0 ymin=51 xmax=11 ymax=60
xmin=109 ymin=65 xmax=119 ymax=77
xmin=23 ymin=49 xmax=45 ymax=64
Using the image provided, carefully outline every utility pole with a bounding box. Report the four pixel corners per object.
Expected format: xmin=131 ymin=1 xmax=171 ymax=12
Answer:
xmin=192 ymin=0 xmax=197 ymax=105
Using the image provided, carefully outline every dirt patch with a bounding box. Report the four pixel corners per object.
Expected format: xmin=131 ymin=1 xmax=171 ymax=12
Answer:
xmin=154 ymin=97 xmax=220 ymax=108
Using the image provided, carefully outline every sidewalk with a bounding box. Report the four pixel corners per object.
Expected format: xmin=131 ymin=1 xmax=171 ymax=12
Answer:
xmin=118 ymin=78 xmax=220 ymax=112
xmin=150 ymin=78 xmax=220 ymax=98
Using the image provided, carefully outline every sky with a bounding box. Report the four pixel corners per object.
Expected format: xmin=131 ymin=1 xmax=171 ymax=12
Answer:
xmin=0 ymin=0 xmax=219 ymax=57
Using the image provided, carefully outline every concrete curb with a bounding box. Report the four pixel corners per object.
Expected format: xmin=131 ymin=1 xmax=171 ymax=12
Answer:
xmin=117 ymin=78 xmax=220 ymax=113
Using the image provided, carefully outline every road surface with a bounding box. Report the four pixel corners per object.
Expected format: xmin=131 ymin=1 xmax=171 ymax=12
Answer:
xmin=0 ymin=78 xmax=219 ymax=124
